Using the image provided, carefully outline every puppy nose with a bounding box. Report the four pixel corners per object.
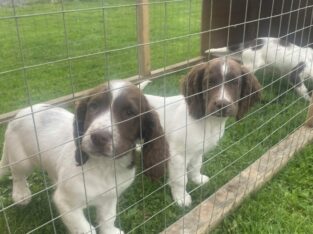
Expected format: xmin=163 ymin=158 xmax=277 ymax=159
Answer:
xmin=91 ymin=131 xmax=112 ymax=147
xmin=215 ymin=100 xmax=231 ymax=110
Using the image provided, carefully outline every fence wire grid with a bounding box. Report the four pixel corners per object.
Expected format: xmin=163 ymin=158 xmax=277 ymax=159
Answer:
xmin=1 ymin=0 xmax=313 ymax=233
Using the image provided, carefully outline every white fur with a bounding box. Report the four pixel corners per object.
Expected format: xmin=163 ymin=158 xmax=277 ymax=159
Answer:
xmin=221 ymin=61 xmax=228 ymax=74
xmin=1 ymin=104 xmax=134 ymax=234
xmin=110 ymin=80 xmax=127 ymax=98
xmin=82 ymin=111 xmax=114 ymax=157
xmin=208 ymin=37 xmax=313 ymax=101
xmin=218 ymin=85 xmax=232 ymax=103
xmin=218 ymin=61 xmax=232 ymax=102
xmin=145 ymin=95 xmax=226 ymax=207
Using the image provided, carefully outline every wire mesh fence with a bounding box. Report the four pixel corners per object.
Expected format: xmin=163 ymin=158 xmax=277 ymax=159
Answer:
xmin=0 ymin=0 xmax=313 ymax=233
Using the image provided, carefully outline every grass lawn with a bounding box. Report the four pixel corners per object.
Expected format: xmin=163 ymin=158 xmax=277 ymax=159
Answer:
xmin=0 ymin=0 xmax=312 ymax=233
xmin=0 ymin=0 xmax=201 ymax=114
xmin=213 ymin=142 xmax=313 ymax=234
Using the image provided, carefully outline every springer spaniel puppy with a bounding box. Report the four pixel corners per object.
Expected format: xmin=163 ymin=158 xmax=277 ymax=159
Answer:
xmin=207 ymin=37 xmax=313 ymax=101
xmin=144 ymin=58 xmax=261 ymax=207
xmin=0 ymin=80 xmax=168 ymax=234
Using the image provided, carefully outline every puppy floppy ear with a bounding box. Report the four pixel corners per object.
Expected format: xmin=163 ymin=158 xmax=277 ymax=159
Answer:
xmin=73 ymin=99 xmax=89 ymax=166
xmin=236 ymin=66 xmax=262 ymax=120
xmin=141 ymin=103 xmax=169 ymax=180
xmin=181 ymin=64 xmax=207 ymax=119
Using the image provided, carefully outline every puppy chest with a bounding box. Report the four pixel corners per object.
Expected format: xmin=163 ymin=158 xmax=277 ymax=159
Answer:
xmin=171 ymin=121 xmax=224 ymax=156
xmin=81 ymin=166 xmax=135 ymax=202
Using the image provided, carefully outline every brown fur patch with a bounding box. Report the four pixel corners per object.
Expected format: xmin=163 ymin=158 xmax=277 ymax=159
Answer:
xmin=141 ymin=108 xmax=169 ymax=180
xmin=289 ymin=62 xmax=306 ymax=87
xmin=181 ymin=63 xmax=207 ymax=119
xmin=236 ymin=66 xmax=262 ymax=120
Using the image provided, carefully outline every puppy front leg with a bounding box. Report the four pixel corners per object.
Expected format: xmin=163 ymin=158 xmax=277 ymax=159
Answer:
xmin=12 ymin=177 xmax=32 ymax=205
xmin=168 ymin=153 xmax=191 ymax=207
xmin=53 ymin=189 xmax=96 ymax=234
xmin=96 ymin=197 xmax=124 ymax=234
xmin=188 ymin=154 xmax=209 ymax=185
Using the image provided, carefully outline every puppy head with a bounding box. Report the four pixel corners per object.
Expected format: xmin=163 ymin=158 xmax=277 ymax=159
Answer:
xmin=181 ymin=58 xmax=261 ymax=120
xmin=73 ymin=80 xmax=168 ymax=179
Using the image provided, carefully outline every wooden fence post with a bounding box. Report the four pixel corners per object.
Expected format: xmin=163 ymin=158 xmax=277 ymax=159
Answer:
xmin=200 ymin=0 xmax=211 ymax=56
xmin=137 ymin=0 xmax=151 ymax=77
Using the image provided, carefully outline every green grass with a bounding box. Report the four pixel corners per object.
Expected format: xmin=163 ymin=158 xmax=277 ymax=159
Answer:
xmin=0 ymin=0 xmax=201 ymax=114
xmin=0 ymin=1 xmax=312 ymax=233
xmin=212 ymin=142 xmax=313 ymax=234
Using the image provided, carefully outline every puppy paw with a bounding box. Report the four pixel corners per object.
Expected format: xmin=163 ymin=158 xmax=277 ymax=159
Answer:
xmin=305 ymin=95 xmax=311 ymax=101
xmin=102 ymin=227 xmax=124 ymax=234
xmin=74 ymin=225 xmax=96 ymax=234
xmin=89 ymin=226 xmax=97 ymax=234
xmin=84 ymin=226 xmax=96 ymax=234
xmin=173 ymin=192 xmax=192 ymax=207
xmin=191 ymin=174 xmax=210 ymax=185
xmin=12 ymin=186 xmax=31 ymax=205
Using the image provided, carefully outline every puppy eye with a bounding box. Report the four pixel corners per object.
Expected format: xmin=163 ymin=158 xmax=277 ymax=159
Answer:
xmin=88 ymin=102 xmax=99 ymax=111
xmin=125 ymin=109 xmax=136 ymax=117
xmin=208 ymin=79 xmax=217 ymax=86
xmin=226 ymin=74 xmax=240 ymax=84
xmin=229 ymin=78 xmax=239 ymax=85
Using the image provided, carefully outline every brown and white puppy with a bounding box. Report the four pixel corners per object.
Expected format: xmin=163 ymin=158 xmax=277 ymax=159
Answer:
xmin=0 ymin=80 xmax=168 ymax=234
xmin=74 ymin=80 xmax=168 ymax=179
xmin=208 ymin=37 xmax=313 ymax=101
xmin=144 ymin=58 xmax=261 ymax=206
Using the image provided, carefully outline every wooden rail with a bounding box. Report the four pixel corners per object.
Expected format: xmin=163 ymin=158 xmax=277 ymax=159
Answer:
xmin=0 ymin=57 xmax=203 ymax=123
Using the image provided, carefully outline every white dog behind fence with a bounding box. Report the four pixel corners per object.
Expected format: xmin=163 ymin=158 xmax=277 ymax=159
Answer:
xmin=144 ymin=58 xmax=261 ymax=207
xmin=207 ymin=37 xmax=313 ymax=101
xmin=0 ymin=80 xmax=169 ymax=233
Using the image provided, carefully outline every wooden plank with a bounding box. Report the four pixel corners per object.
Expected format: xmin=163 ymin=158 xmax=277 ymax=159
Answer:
xmin=200 ymin=0 xmax=211 ymax=56
xmin=0 ymin=87 xmax=95 ymax=124
xmin=0 ymin=56 xmax=203 ymax=123
xmin=161 ymin=126 xmax=313 ymax=234
xmin=137 ymin=0 xmax=151 ymax=77
xmin=201 ymin=0 xmax=247 ymax=55
xmin=149 ymin=56 xmax=203 ymax=78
